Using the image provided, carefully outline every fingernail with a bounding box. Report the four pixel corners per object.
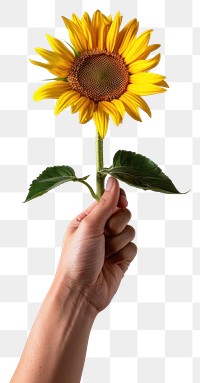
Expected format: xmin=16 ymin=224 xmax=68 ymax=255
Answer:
xmin=120 ymin=188 xmax=127 ymax=200
xmin=106 ymin=177 xmax=114 ymax=190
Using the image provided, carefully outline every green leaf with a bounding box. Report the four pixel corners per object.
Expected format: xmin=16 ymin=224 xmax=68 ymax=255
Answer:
xmin=65 ymin=41 xmax=80 ymax=58
xmin=100 ymin=150 xmax=189 ymax=194
xmin=24 ymin=166 xmax=90 ymax=202
xmin=42 ymin=77 xmax=68 ymax=82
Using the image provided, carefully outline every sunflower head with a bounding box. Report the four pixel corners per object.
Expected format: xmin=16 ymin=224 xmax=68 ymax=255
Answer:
xmin=30 ymin=10 xmax=168 ymax=139
xmin=67 ymin=49 xmax=129 ymax=102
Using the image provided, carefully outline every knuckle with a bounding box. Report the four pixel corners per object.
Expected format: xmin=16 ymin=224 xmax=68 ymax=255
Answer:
xmin=128 ymin=242 xmax=137 ymax=258
xmin=124 ymin=208 xmax=132 ymax=221
xmin=106 ymin=208 xmax=132 ymax=235
xmin=80 ymin=216 xmax=91 ymax=228
xmin=106 ymin=220 xmax=117 ymax=235
xmin=69 ymin=218 xmax=78 ymax=228
xmin=126 ymin=224 xmax=136 ymax=240
xmin=98 ymin=196 xmax=107 ymax=206
xmin=120 ymin=208 xmax=131 ymax=222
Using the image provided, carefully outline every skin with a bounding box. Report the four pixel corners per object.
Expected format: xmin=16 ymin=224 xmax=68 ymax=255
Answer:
xmin=10 ymin=176 xmax=137 ymax=383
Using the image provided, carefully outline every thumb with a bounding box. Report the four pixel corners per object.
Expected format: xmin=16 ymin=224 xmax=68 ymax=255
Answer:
xmin=86 ymin=176 xmax=120 ymax=230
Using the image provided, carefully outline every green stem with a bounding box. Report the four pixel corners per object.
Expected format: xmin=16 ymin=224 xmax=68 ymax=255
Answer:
xmin=79 ymin=180 xmax=98 ymax=200
xmin=96 ymin=127 xmax=106 ymax=200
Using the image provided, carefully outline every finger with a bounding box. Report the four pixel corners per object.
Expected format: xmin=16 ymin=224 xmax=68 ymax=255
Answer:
xmin=84 ymin=177 xmax=120 ymax=232
xmin=118 ymin=188 xmax=128 ymax=208
xmin=67 ymin=200 xmax=98 ymax=234
xmin=68 ymin=184 xmax=127 ymax=234
xmin=104 ymin=208 xmax=132 ymax=236
xmin=76 ymin=200 xmax=97 ymax=220
xmin=105 ymin=225 xmax=135 ymax=258
xmin=71 ymin=193 xmax=124 ymax=228
xmin=110 ymin=188 xmax=128 ymax=220
xmin=107 ymin=242 xmax=137 ymax=273
xmin=76 ymin=187 xmax=127 ymax=223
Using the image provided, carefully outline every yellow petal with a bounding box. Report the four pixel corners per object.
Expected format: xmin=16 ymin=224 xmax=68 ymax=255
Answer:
xmin=92 ymin=10 xmax=112 ymax=50
xmin=81 ymin=12 xmax=96 ymax=49
xmin=71 ymin=13 xmax=83 ymax=30
xmin=111 ymin=99 xmax=125 ymax=119
xmin=128 ymin=53 xmax=161 ymax=74
xmin=29 ymin=59 xmax=53 ymax=71
xmin=79 ymin=100 xmax=96 ymax=124
xmin=62 ymin=16 xmax=87 ymax=52
xmin=137 ymin=44 xmax=161 ymax=60
xmin=30 ymin=57 xmax=71 ymax=78
xmin=71 ymin=96 xmax=90 ymax=114
xmin=51 ymin=67 xmax=70 ymax=77
xmin=34 ymin=48 xmax=61 ymax=64
xmin=34 ymin=47 xmax=71 ymax=72
xmin=54 ymin=90 xmax=80 ymax=115
xmin=82 ymin=11 xmax=92 ymax=24
xmin=118 ymin=19 xmax=139 ymax=56
xmin=127 ymin=83 xmax=167 ymax=96
xmin=130 ymin=72 xmax=166 ymax=85
xmin=52 ymin=68 xmax=71 ymax=77
xmin=124 ymin=92 xmax=151 ymax=117
xmin=92 ymin=10 xmax=111 ymax=30
xmin=106 ymin=11 xmax=122 ymax=52
xmin=123 ymin=29 xmax=153 ymax=65
xmin=156 ymin=80 xmax=169 ymax=88
xmin=115 ymin=19 xmax=138 ymax=52
xmin=100 ymin=100 xmax=122 ymax=125
xmin=33 ymin=82 xmax=71 ymax=101
xmin=120 ymin=93 xmax=142 ymax=121
xmin=72 ymin=12 xmax=94 ymax=50
xmin=46 ymin=34 xmax=74 ymax=62
xmin=93 ymin=104 xmax=109 ymax=139
xmin=92 ymin=9 xmax=103 ymax=30
xmin=72 ymin=13 xmax=93 ymax=50
xmin=98 ymin=24 xmax=110 ymax=51
xmin=107 ymin=15 xmax=113 ymax=23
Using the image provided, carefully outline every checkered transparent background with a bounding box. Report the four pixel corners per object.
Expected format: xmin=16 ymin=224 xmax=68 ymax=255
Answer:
xmin=0 ymin=0 xmax=199 ymax=382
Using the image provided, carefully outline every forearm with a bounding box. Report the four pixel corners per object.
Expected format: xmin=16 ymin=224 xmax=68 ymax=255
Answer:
xmin=10 ymin=273 xmax=98 ymax=383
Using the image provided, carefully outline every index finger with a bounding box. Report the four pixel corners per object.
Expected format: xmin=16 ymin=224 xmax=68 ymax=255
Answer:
xmin=70 ymin=187 xmax=127 ymax=230
xmin=77 ymin=187 xmax=127 ymax=218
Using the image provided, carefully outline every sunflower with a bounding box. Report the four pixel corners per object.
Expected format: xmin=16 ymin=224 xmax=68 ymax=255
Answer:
xmin=30 ymin=10 xmax=168 ymax=139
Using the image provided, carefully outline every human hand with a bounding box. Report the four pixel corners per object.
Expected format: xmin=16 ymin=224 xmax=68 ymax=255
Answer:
xmin=55 ymin=176 xmax=137 ymax=313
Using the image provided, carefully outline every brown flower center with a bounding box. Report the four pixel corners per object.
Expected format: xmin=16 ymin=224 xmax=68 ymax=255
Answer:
xmin=68 ymin=50 xmax=129 ymax=102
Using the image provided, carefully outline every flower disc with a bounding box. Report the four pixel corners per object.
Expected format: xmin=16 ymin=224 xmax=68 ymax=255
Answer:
xmin=68 ymin=50 xmax=129 ymax=102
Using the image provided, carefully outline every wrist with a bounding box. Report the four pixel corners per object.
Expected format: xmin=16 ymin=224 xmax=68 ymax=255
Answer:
xmin=50 ymin=271 xmax=99 ymax=321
